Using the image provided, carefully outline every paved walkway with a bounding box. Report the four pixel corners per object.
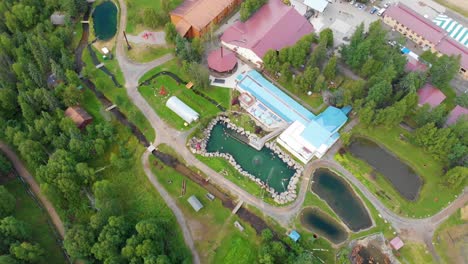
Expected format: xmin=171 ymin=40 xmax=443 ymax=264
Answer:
xmin=0 ymin=142 xmax=66 ymax=239
xmin=114 ymin=0 xmax=467 ymax=262
xmin=115 ymin=1 xmax=200 ymax=263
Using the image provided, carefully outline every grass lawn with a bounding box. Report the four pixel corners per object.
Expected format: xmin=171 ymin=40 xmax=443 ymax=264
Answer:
xmin=138 ymin=60 xmax=230 ymax=131
xmin=339 ymin=124 xmax=463 ymax=218
xmin=148 ymin=153 xmax=259 ymax=264
xmin=3 ymin=179 xmax=66 ymax=264
xmin=125 ymin=0 xmax=183 ymax=34
xmin=126 ymin=44 xmax=173 ymax=63
xmin=82 ymin=48 xmax=155 ymax=141
xmin=433 ymin=208 xmax=467 ymax=264
xmin=80 ymin=88 xmax=191 ymax=259
xmin=71 ymin=22 xmax=84 ymax=50
xmin=294 ymin=168 xmax=435 ymax=264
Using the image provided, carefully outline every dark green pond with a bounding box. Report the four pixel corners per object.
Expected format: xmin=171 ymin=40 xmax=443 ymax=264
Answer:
xmin=312 ymin=169 xmax=372 ymax=232
xmin=206 ymin=123 xmax=295 ymax=193
xmin=92 ymin=1 xmax=117 ymax=40
xmin=348 ymin=138 xmax=422 ymax=200
xmin=300 ymin=207 xmax=348 ymax=244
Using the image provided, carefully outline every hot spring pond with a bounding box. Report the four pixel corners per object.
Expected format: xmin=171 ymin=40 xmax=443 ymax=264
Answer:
xmin=92 ymin=1 xmax=118 ymax=40
xmin=312 ymin=169 xmax=372 ymax=232
xmin=206 ymin=123 xmax=295 ymax=193
xmin=300 ymin=207 xmax=348 ymax=244
xmin=348 ymin=137 xmax=422 ymax=200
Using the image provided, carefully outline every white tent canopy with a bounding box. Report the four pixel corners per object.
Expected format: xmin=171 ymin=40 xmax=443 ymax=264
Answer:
xmin=166 ymin=96 xmax=199 ymax=124
xmin=304 ymin=0 xmax=329 ymax=13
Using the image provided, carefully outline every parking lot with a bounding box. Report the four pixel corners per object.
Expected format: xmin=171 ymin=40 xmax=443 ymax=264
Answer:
xmin=309 ymin=1 xmax=380 ymax=47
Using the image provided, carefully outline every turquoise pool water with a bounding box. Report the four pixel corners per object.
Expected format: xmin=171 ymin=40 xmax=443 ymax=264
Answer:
xmin=92 ymin=1 xmax=117 ymax=40
xmin=206 ymin=123 xmax=295 ymax=193
xmin=311 ymin=168 xmax=372 ymax=232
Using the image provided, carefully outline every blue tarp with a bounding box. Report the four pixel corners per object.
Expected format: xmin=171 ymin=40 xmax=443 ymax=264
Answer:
xmin=401 ymin=47 xmax=410 ymax=54
xmin=289 ymin=230 xmax=301 ymax=242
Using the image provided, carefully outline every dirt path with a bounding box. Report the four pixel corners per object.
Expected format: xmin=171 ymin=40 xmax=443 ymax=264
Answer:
xmin=113 ymin=0 xmax=468 ymax=262
xmin=141 ymin=152 xmax=200 ymax=264
xmin=0 ymin=142 xmax=66 ymax=239
xmin=114 ymin=1 xmax=200 ymax=263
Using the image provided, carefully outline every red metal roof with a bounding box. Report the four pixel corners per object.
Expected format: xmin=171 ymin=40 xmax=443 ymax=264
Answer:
xmin=384 ymin=3 xmax=445 ymax=44
xmin=207 ymin=48 xmax=237 ymax=72
xmin=446 ymin=105 xmax=468 ymax=125
xmin=390 ymin=237 xmax=404 ymax=250
xmin=384 ymin=3 xmax=468 ymax=70
xmin=171 ymin=0 xmax=238 ymax=30
xmin=405 ymin=57 xmax=427 ymax=72
xmin=417 ymin=83 xmax=446 ymax=107
xmin=437 ymin=37 xmax=468 ymax=71
xmin=221 ymin=0 xmax=314 ymax=59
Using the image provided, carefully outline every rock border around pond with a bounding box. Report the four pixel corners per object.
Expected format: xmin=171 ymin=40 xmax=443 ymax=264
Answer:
xmin=189 ymin=115 xmax=303 ymax=204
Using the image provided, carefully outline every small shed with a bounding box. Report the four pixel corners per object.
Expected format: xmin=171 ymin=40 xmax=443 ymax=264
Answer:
xmin=50 ymin=12 xmax=66 ymax=26
xmin=390 ymin=236 xmax=404 ymax=251
xmin=166 ymin=96 xmax=199 ymax=124
xmin=288 ymin=230 xmax=301 ymax=242
xmin=187 ymin=195 xmax=203 ymax=212
xmin=65 ymin=106 xmax=93 ymax=129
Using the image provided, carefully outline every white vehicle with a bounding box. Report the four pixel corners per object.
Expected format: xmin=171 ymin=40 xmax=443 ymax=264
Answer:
xmin=377 ymin=8 xmax=386 ymax=16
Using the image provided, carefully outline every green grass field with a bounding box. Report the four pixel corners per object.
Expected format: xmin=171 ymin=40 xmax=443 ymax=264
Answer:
xmin=79 ymin=85 xmax=191 ymax=259
xmin=148 ymin=153 xmax=259 ymax=264
xmin=433 ymin=209 xmax=467 ymax=264
xmin=125 ymin=0 xmax=183 ymax=34
xmin=3 ymin=179 xmax=66 ymax=264
xmin=82 ymin=48 xmax=155 ymax=141
xmin=138 ymin=60 xmax=230 ymax=130
xmin=337 ymin=124 xmax=463 ymax=218
xmin=127 ymin=44 xmax=173 ymax=63
xmin=294 ymin=168 xmax=434 ymax=264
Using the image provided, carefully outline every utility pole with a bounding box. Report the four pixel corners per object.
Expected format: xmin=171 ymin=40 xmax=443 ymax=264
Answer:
xmin=123 ymin=31 xmax=131 ymax=50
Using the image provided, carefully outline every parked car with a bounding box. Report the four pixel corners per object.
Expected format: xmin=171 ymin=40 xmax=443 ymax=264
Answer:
xmin=384 ymin=3 xmax=390 ymax=8
xmin=354 ymin=3 xmax=360 ymax=8
xmin=370 ymin=7 xmax=378 ymax=14
xmin=358 ymin=4 xmax=365 ymax=9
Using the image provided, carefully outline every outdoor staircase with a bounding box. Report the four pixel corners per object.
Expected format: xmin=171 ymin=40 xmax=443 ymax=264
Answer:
xmin=249 ymin=124 xmax=288 ymax=150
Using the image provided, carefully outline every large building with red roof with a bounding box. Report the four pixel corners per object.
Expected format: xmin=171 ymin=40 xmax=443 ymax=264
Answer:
xmin=383 ymin=2 xmax=468 ymax=79
xmin=417 ymin=83 xmax=446 ymax=108
xmin=220 ymin=0 xmax=314 ymax=68
xmin=170 ymin=0 xmax=241 ymax=38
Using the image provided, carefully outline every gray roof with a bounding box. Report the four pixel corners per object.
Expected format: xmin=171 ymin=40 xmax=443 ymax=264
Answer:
xmin=51 ymin=12 xmax=66 ymax=25
xmin=187 ymin=195 xmax=203 ymax=212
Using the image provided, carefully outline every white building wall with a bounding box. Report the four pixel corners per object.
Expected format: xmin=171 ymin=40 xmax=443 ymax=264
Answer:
xmin=222 ymin=41 xmax=263 ymax=68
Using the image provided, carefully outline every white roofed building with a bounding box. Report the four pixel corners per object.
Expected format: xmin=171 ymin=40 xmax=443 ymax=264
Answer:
xmin=303 ymin=0 xmax=329 ymax=13
xmin=166 ymin=96 xmax=199 ymax=124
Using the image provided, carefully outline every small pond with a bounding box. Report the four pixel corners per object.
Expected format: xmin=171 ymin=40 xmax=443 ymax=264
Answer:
xmin=348 ymin=138 xmax=422 ymax=200
xmin=92 ymin=1 xmax=118 ymax=40
xmin=300 ymin=207 xmax=348 ymax=244
xmin=312 ymin=169 xmax=372 ymax=232
xmin=206 ymin=123 xmax=295 ymax=193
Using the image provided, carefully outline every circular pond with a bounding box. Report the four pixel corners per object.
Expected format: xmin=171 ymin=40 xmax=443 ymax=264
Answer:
xmin=92 ymin=1 xmax=118 ymax=40
xmin=300 ymin=207 xmax=348 ymax=244
xmin=311 ymin=168 xmax=372 ymax=232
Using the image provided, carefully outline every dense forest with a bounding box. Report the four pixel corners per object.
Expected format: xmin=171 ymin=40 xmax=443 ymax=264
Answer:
xmin=0 ymin=0 xmax=190 ymax=262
